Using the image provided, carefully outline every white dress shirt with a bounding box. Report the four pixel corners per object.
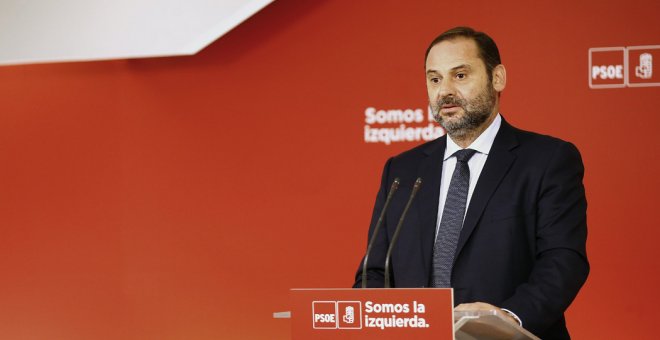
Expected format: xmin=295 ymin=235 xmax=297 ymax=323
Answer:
xmin=435 ymin=113 xmax=502 ymax=239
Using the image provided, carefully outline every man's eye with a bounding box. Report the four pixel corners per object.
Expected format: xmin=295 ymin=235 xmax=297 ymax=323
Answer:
xmin=430 ymin=78 xmax=440 ymax=83
xmin=456 ymin=73 xmax=466 ymax=79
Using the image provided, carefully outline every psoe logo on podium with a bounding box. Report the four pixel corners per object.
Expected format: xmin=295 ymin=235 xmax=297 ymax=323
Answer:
xmin=337 ymin=301 xmax=362 ymax=329
xmin=312 ymin=301 xmax=337 ymax=329
xmin=312 ymin=301 xmax=363 ymax=330
xmin=627 ymin=45 xmax=660 ymax=87
xmin=589 ymin=47 xmax=626 ymax=89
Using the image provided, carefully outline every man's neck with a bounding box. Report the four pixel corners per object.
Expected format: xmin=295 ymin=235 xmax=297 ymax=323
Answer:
xmin=449 ymin=111 xmax=498 ymax=148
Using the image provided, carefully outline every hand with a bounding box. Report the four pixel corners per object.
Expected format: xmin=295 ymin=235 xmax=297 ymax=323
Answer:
xmin=455 ymin=302 xmax=518 ymax=325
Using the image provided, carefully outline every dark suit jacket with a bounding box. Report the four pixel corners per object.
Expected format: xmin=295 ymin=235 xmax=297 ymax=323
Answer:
xmin=354 ymin=118 xmax=589 ymax=340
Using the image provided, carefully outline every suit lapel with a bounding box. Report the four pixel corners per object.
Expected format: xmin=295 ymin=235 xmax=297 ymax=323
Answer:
xmin=454 ymin=119 xmax=519 ymax=260
xmin=417 ymin=136 xmax=446 ymax=283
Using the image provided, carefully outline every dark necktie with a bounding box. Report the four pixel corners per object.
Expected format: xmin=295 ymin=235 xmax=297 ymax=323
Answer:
xmin=431 ymin=148 xmax=477 ymax=288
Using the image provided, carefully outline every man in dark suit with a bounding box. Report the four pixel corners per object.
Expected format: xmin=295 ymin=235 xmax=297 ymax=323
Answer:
xmin=354 ymin=27 xmax=589 ymax=340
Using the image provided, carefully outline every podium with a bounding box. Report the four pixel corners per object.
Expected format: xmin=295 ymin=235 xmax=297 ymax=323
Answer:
xmin=275 ymin=288 xmax=540 ymax=340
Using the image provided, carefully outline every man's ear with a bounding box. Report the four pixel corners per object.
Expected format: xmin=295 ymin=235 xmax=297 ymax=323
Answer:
xmin=492 ymin=64 xmax=506 ymax=92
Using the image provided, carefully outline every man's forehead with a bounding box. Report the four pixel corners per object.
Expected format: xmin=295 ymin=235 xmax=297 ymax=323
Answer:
xmin=425 ymin=38 xmax=482 ymax=72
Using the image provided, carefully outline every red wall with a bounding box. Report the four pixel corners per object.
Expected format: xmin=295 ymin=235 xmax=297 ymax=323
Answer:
xmin=1 ymin=1 xmax=659 ymax=339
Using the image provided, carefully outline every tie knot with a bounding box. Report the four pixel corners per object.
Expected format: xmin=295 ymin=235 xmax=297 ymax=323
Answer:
xmin=453 ymin=149 xmax=477 ymax=163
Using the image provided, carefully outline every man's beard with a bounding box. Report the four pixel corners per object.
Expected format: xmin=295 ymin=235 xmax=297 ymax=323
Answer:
xmin=431 ymin=84 xmax=497 ymax=138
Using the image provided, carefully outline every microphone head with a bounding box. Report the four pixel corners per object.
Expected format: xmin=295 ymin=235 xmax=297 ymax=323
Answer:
xmin=392 ymin=178 xmax=401 ymax=190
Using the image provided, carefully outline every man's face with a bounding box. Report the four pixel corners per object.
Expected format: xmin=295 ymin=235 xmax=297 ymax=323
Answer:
xmin=425 ymin=38 xmax=497 ymax=137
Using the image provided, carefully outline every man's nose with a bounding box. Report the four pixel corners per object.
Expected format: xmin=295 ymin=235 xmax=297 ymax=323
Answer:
xmin=438 ymin=79 xmax=456 ymax=98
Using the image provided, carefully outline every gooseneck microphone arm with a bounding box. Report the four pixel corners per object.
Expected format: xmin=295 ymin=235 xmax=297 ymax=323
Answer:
xmin=384 ymin=177 xmax=423 ymax=288
xmin=361 ymin=178 xmax=400 ymax=288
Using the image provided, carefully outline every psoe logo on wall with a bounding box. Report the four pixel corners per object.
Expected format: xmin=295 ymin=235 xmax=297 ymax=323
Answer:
xmin=589 ymin=45 xmax=660 ymax=88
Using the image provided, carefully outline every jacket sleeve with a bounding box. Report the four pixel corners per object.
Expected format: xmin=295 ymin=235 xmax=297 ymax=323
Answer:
xmin=500 ymin=141 xmax=590 ymax=334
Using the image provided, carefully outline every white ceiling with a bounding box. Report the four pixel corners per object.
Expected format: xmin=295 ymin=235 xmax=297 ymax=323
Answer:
xmin=0 ymin=0 xmax=275 ymax=65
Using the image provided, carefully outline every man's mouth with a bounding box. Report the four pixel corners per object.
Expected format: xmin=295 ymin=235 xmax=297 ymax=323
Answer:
xmin=439 ymin=104 xmax=461 ymax=114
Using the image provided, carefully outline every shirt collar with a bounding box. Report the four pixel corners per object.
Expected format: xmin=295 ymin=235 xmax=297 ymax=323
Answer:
xmin=444 ymin=113 xmax=502 ymax=160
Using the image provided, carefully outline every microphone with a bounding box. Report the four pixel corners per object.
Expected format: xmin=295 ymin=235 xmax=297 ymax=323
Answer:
xmin=361 ymin=178 xmax=400 ymax=288
xmin=384 ymin=177 xmax=422 ymax=288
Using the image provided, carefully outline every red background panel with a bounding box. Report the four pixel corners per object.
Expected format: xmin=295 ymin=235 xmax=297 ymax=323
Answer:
xmin=1 ymin=0 xmax=659 ymax=339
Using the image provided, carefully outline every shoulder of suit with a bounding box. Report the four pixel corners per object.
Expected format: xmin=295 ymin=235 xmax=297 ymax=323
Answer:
xmin=507 ymin=123 xmax=578 ymax=150
xmin=390 ymin=136 xmax=444 ymax=162
xmin=385 ymin=122 xmax=581 ymax=163
xmin=503 ymin=126 xmax=584 ymax=173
